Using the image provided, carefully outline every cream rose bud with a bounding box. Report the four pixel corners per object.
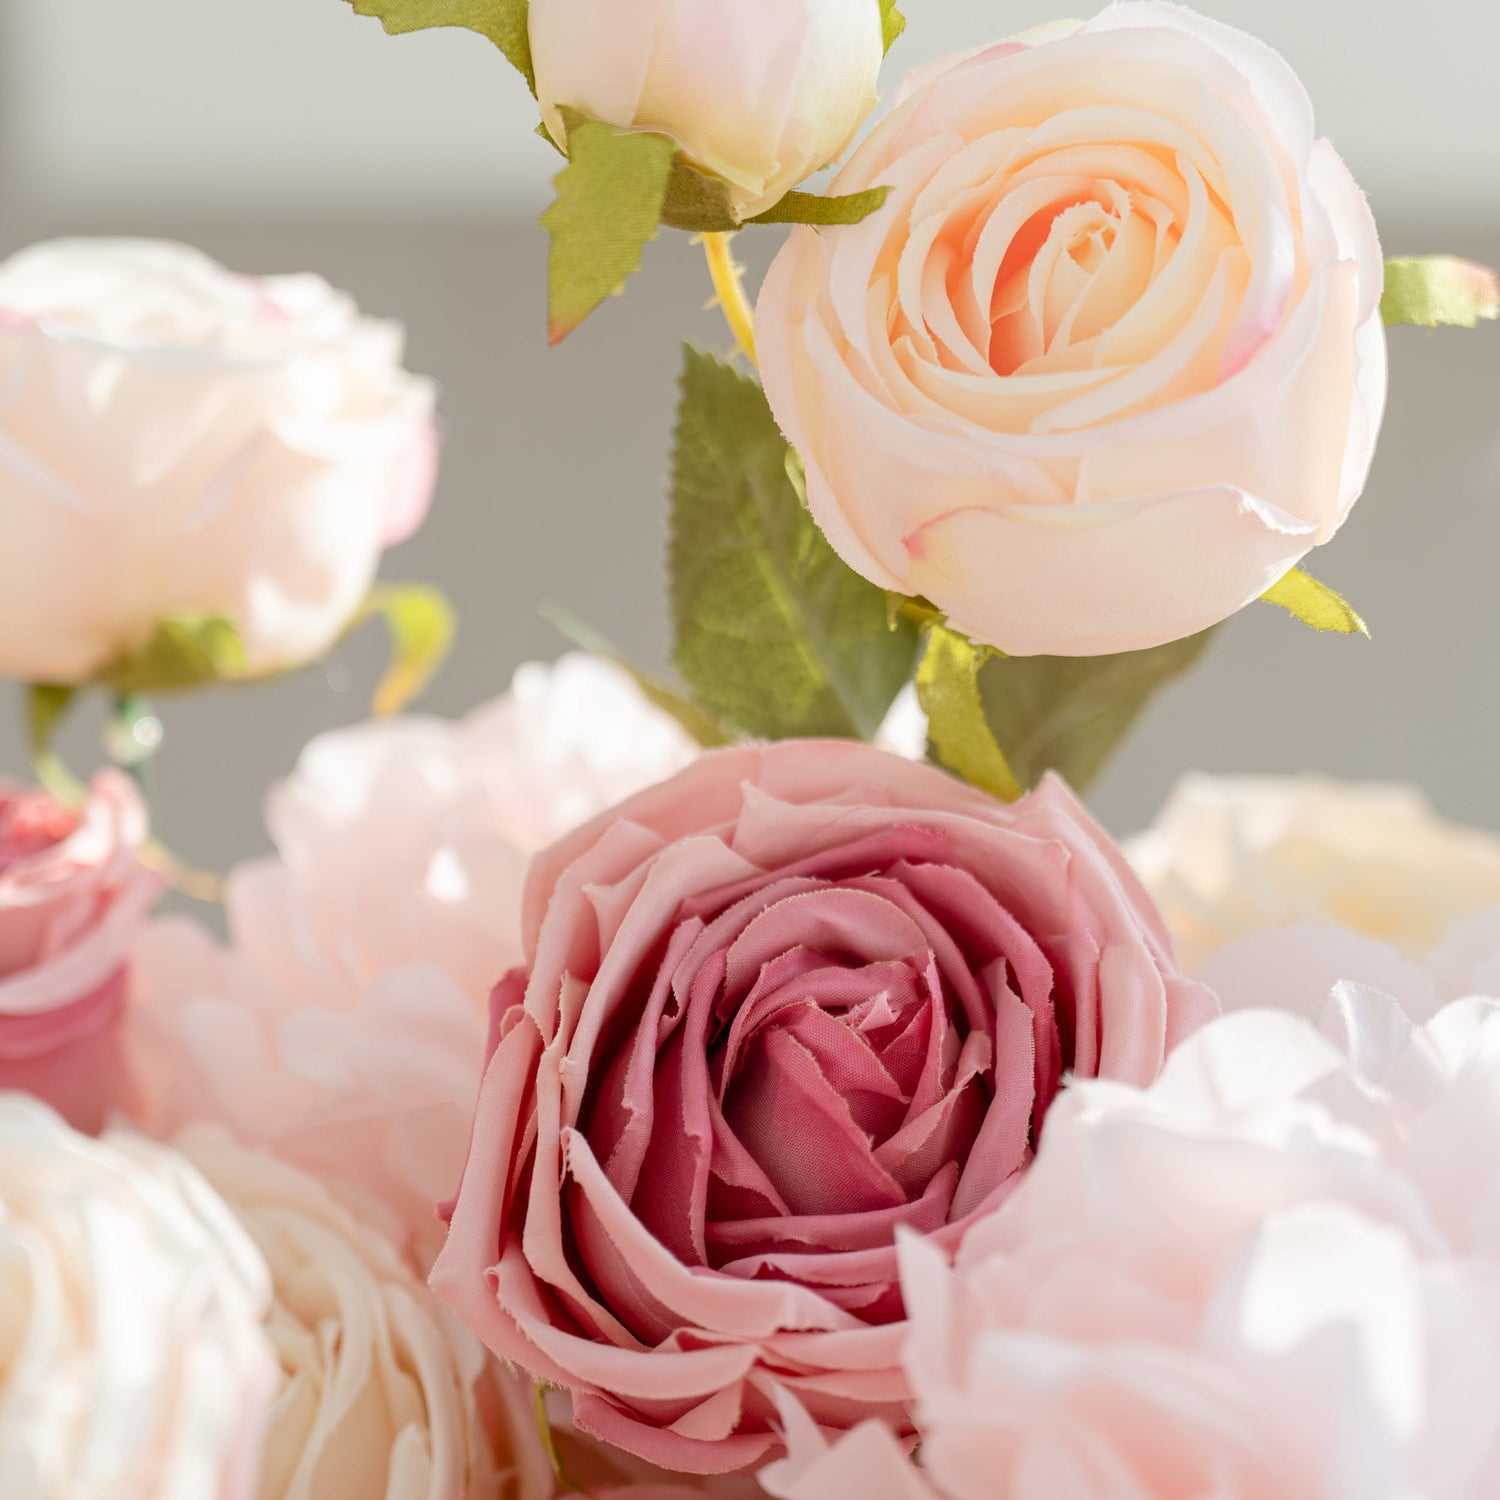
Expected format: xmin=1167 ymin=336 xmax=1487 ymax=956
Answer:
xmin=530 ymin=0 xmax=883 ymax=219
xmin=0 ymin=1097 xmax=275 ymax=1500
xmin=0 ymin=239 xmax=437 ymax=686
xmin=757 ymin=3 xmax=1388 ymax=656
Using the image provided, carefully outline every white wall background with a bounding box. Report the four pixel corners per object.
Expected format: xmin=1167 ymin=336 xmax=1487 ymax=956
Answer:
xmin=6 ymin=0 xmax=1497 ymax=215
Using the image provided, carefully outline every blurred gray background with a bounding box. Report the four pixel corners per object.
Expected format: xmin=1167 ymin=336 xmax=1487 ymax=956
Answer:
xmin=0 ymin=0 xmax=1497 ymax=881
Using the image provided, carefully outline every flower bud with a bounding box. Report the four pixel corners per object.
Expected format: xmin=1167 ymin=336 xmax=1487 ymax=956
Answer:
xmin=530 ymin=0 xmax=884 ymax=219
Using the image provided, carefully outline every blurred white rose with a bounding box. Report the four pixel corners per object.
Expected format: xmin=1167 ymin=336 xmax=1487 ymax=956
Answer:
xmin=531 ymin=0 xmax=883 ymax=218
xmin=0 ymin=238 xmax=437 ymax=685
xmin=0 ymin=1096 xmax=274 ymax=1500
xmin=174 ymin=1128 xmax=550 ymax=1500
xmin=1129 ymin=774 xmax=1500 ymax=973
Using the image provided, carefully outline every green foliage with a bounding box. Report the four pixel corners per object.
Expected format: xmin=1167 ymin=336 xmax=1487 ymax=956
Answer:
xmin=1382 ymin=256 xmax=1500 ymax=328
xmin=1262 ymin=568 xmax=1368 ymax=635
xmin=661 ymin=165 xmax=894 ymax=232
xmin=880 ymin=0 xmax=906 ymax=52
xmin=669 ymin=347 xmax=919 ymax=740
xmin=358 ymin=584 xmax=456 ymax=716
xmin=96 ymin=615 xmax=248 ymax=696
xmin=660 ymin=160 xmax=740 ymax=233
xmin=24 ymin=684 xmax=82 ymax=805
xmin=750 ymin=186 xmax=894 ymax=227
xmin=916 ymin=624 xmax=1022 ymax=802
xmin=345 ymin=0 xmax=534 ymax=92
xmin=541 ymin=111 xmax=677 ymax=342
xmin=976 ymin=631 xmax=1216 ymax=794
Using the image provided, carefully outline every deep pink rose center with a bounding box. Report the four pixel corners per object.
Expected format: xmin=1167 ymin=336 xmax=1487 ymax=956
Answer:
xmin=574 ymin=827 xmax=1067 ymax=1328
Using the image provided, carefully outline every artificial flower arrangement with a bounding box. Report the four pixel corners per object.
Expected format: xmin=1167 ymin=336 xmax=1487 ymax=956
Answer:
xmin=1 ymin=1 xmax=1499 ymax=1496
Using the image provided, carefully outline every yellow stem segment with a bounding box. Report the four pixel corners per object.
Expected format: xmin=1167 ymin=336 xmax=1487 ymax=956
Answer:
xmin=702 ymin=232 xmax=757 ymax=367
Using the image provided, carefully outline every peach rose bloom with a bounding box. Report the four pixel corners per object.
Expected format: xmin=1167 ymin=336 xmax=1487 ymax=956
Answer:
xmin=757 ymin=3 xmax=1387 ymax=656
xmin=0 ymin=772 xmax=162 ymax=1128
xmin=764 ymin=997 xmax=1500 ymax=1499
xmin=433 ymin=741 xmax=1214 ymax=1474
xmin=0 ymin=238 xmax=436 ymax=685
xmin=0 ymin=1097 xmax=275 ymax=1500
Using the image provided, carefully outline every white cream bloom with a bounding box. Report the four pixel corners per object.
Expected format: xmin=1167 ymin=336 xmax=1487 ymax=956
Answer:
xmin=0 ymin=238 xmax=437 ymax=684
xmin=1129 ymin=773 xmax=1500 ymax=973
xmin=0 ymin=1096 xmax=274 ymax=1500
xmin=175 ymin=1128 xmax=552 ymax=1500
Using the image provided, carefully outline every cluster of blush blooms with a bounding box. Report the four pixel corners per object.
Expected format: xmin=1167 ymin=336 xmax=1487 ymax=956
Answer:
xmin=6 ymin=644 xmax=1500 ymax=1497
xmin=0 ymin=1 xmax=1496 ymax=1497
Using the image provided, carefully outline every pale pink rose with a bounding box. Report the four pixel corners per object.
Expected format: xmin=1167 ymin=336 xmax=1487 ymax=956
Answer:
xmin=531 ymin=0 xmax=882 ymax=221
xmin=757 ymin=3 xmax=1387 ymax=656
xmin=127 ymin=654 xmax=700 ymax=1268
xmin=0 ymin=238 xmax=436 ymax=684
xmin=432 ymin=741 xmax=1215 ymax=1473
xmin=1130 ymin=773 xmax=1500 ymax=972
xmin=0 ymin=772 xmax=162 ymax=1128
xmin=0 ymin=1096 xmax=276 ymax=1500
xmin=128 ymin=918 xmax=486 ymax=1274
xmin=764 ymin=997 xmax=1500 ymax=1500
xmin=1194 ymin=902 xmax=1500 ymax=1035
xmin=172 ymin=1127 xmax=549 ymax=1500
xmin=230 ymin=652 xmax=701 ymax=1009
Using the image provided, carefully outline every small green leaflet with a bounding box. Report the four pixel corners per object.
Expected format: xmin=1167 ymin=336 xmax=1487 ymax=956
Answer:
xmin=345 ymin=0 xmax=534 ymax=92
xmin=880 ymin=0 xmax=906 ymax=52
xmin=358 ymin=584 xmax=456 ymax=716
xmin=669 ymin=347 xmax=919 ymax=741
xmin=541 ymin=110 xmax=676 ymax=343
xmin=916 ymin=623 xmax=1022 ymax=802
xmin=750 ymin=187 xmax=894 ymax=227
xmin=660 ymin=160 xmax=893 ymax=233
xmin=25 ymin=684 xmax=83 ymax=806
xmin=1262 ymin=568 xmax=1368 ymax=635
xmin=1382 ymin=256 xmax=1500 ymax=329
xmin=96 ymin=614 xmax=249 ymax=695
xmin=977 ymin=630 xmax=1216 ymax=795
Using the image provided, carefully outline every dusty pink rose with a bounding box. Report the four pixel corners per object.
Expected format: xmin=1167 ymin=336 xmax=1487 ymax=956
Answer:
xmin=433 ymin=741 xmax=1214 ymax=1473
xmin=0 ymin=771 xmax=162 ymax=1127
xmin=757 ymin=2 xmax=1387 ymax=656
xmin=764 ymin=994 xmax=1500 ymax=1499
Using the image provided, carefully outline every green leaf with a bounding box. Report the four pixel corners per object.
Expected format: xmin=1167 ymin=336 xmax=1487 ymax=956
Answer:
xmin=540 ymin=601 xmax=734 ymax=748
xmin=976 ymin=632 xmax=1216 ymax=795
xmin=25 ymin=684 xmax=83 ymax=805
xmin=541 ymin=110 xmax=677 ymax=343
xmin=356 ymin=584 xmax=456 ymax=716
xmin=345 ymin=0 xmax=534 ymax=92
xmin=660 ymin=159 xmax=739 ymax=234
xmin=917 ymin=624 xmax=1022 ymax=802
xmin=669 ymin=346 xmax=919 ymax=740
xmin=1262 ymin=568 xmax=1368 ymax=636
xmin=749 ymin=186 xmax=894 ymax=227
xmin=880 ymin=0 xmax=906 ymax=52
xmin=1382 ymin=256 xmax=1500 ymax=328
xmin=96 ymin=615 xmax=249 ymax=696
